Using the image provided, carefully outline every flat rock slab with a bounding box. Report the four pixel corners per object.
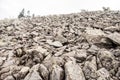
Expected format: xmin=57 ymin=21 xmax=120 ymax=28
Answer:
xmin=46 ymin=40 xmax=63 ymax=47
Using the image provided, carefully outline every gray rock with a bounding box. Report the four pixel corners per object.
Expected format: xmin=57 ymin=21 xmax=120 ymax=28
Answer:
xmin=62 ymin=51 xmax=76 ymax=57
xmin=24 ymin=70 xmax=42 ymax=80
xmin=43 ymin=57 xmax=65 ymax=71
xmin=39 ymin=64 xmax=49 ymax=80
xmin=65 ymin=61 xmax=85 ymax=80
xmin=24 ymin=64 xmax=42 ymax=80
xmin=74 ymin=49 xmax=87 ymax=62
xmin=4 ymin=76 xmax=15 ymax=80
xmin=55 ymin=35 xmax=67 ymax=43
xmin=30 ymin=64 xmax=40 ymax=72
xmin=104 ymin=26 xmax=120 ymax=32
xmin=54 ymin=46 xmax=66 ymax=57
xmin=107 ymin=32 xmax=120 ymax=45
xmin=98 ymin=49 xmax=115 ymax=70
xmin=87 ymin=45 xmax=99 ymax=55
xmin=83 ymin=56 xmax=97 ymax=79
xmin=46 ymin=40 xmax=63 ymax=47
xmin=116 ymin=67 xmax=120 ymax=79
xmin=19 ymin=66 xmax=30 ymax=77
xmin=96 ymin=68 xmax=113 ymax=80
xmin=84 ymin=28 xmax=105 ymax=44
xmin=0 ymin=57 xmax=6 ymax=66
xmin=50 ymin=65 xmax=64 ymax=80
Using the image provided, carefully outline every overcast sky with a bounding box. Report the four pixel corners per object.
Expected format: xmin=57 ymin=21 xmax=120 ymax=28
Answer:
xmin=0 ymin=0 xmax=120 ymax=19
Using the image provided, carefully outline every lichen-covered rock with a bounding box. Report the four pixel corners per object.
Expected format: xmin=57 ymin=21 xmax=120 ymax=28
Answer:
xmin=98 ymin=49 xmax=115 ymax=70
xmin=96 ymin=68 xmax=113 ymax=80
xmin=83 ymin=56 xmax=97 ymax=79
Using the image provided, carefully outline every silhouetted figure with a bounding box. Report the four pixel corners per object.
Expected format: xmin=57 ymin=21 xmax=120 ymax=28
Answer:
xmin=18 ymin=8 xmax=25 ymax=18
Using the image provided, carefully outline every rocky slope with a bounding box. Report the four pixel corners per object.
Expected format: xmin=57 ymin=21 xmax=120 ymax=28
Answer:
xmin=0 ymin=10 xmax=120 ymax=80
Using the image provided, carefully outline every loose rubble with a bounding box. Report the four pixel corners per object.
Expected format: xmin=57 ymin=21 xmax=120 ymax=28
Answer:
xmin=0 ymin=9 xmax=120 ymax=80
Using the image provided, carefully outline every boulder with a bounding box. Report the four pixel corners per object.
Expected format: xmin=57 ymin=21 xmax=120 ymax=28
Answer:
xmin=65 ymin=61 xmax=85 ymax=80
xmin=107 ymin=32 xmax=120 ymax=45
xmin=24 ymin=70 xmax=42 ymax=80
xmin=39 ymin=64 xmax=49 ymax=80
xmin=50 ymin=65 xmax=64 ymax=80
xmin=84 ymin=28 xmax=105 ymax=44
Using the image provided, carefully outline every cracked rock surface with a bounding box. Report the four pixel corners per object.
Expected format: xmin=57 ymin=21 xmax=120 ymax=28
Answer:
xmin=0 ymin=10 xmax=120 ymax=80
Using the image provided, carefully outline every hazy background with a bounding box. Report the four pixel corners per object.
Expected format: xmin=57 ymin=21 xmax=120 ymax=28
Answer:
xmin=0 ymin=0 xmax=120 ymax=19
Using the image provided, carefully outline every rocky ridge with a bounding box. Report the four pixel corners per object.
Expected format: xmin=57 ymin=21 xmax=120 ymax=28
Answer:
xmin=0 ymin=9 xmax=120 ymax=80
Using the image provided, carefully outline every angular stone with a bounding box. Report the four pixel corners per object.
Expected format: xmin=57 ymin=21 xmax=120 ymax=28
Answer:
xmin=84 ymin=28 xmax=105 ymax=44
xmin=54 ymin=46 xmax=66 ymax=57
xmin=43 ymin=57 xmax=65 ymax=71
xmin=52 ymin=41 xmax=63 ymax=47
xmin=4 ymin=76 xmax=15 ymax=80
xmin=50 ymin=65 xmax=64 ymax=80
xmin=24 ymin=70 xmax=43 ymax=80
xmin=55 ymin=35 xmax=67 ymax=43
xmin=0 ymin=57 xmax=6 ymax=66
xmin=33 ymin=46 xmax=47 ymax=55
xmin=62 ymin=51 xmax=76 ymax=57
xmin=39 ymin=64 xmax=49 ymax=80
xmin=74 ymin=49 xmax=87 ymax=62
xmin=107 ymin=32 xmax=120 ymax=45
xmin=104 ymin=26 xmax=120 ymax=32
xmin=6 ymin=26 xmax=13 ymax=31
xmin=65 ymin=61 xmax=85 ymax=80
xmin=30 ymin=64 xmax=40 ymax=72
xmin=98 ymin=49 xmax=115 ymax=60
xmin=46 ymin=40 xmax=63 ymax=47
xmin=83 ymin=56 xmax=97 ymax=79
xmin=97 ymin=68 xmax=112 ymax=80
xmin=87 ymin=45 xmax=99 ymax=55
xmin=98 ymin=49 xmax=115 ymax=70
xmin=0 ymin=67 xmax=10 ymax=75
xmin=19 ymin=66 xmax=30 ymax=77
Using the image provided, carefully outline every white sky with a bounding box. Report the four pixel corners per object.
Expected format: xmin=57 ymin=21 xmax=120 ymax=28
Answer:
xmin=0 ymin=0 xmax=120 ymax=19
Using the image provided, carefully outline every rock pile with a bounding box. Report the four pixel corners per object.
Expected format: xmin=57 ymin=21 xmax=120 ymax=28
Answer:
xmin=0 ymin=10 xmax=120 ymax=80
